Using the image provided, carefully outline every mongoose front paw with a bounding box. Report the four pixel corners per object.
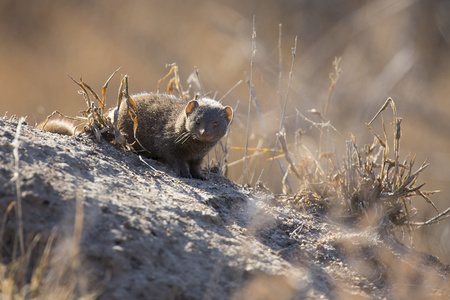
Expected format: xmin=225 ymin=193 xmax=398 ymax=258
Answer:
xmin=192 ymin=173 xmax=206 ymax=181
xmin=179 ymin=169 xmax=193 ymax=178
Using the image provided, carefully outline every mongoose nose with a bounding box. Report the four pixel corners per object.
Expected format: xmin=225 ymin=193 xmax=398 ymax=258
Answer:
xmin=199 ymin=130 xmax=212 ymax=140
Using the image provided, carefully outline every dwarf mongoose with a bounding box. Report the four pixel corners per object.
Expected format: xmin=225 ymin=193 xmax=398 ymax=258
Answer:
xmin=116 ymin=93 xmax=233 ymax=180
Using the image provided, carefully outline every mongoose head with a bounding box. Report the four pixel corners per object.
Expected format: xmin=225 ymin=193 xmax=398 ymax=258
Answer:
xmin=184 ymin=99 xmax=233 ymax=142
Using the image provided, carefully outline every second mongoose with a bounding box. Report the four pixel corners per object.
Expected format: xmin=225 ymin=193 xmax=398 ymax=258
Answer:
xmin=115 ymin=93 xmax=233 ymax=180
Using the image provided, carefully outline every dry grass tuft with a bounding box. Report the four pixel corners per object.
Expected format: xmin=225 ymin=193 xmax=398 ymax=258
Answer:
xmin=278 ymin=96 xmax=450 ymax=244
xmin=40 ymin=68 xmax=126 ymax=145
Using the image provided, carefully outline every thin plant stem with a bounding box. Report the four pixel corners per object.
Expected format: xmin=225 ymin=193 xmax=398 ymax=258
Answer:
xmin=266 ymin=36 xmax=298 ymax=185
xmin=278 ymin=24 xmax=283 ymax=117
xmin=12 ymin=117 xmax=26 ymax=256
xmin=218 ymin=80 xmax=242 ymax=103
xmin=243 ymin=15 xmax=256 ymax=186
xmin=319 ymin=57 xmax=341 ymax=159
xmin=194 ymin=66 xmax=204 ymax=98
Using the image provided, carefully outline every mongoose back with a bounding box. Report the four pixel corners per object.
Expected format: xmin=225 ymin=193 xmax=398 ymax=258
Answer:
xmin=116 ymin=93 xmax=233 ymax=180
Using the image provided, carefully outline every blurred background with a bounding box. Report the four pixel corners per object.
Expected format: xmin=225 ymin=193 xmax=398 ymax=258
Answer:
xmin=1 ymin=0 xmax=449 ymax=262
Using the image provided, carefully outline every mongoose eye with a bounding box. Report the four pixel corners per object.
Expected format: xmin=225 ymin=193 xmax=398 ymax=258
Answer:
xmin=213 ymin=121 xmax=219 ymax=127
xmin=196 ymin=119 xmax=201 ymax=125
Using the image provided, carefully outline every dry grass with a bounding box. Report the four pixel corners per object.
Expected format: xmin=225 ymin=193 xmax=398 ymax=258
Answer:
xmin=229 ymin=21 xmax=450 ymax=245
xmin=40 ymin=68 xmax=125 ymax=144
xmin=1 ymin=120 xmax=97 ymax=300
xmin=272 ymin=94 xmax=450 ymax=243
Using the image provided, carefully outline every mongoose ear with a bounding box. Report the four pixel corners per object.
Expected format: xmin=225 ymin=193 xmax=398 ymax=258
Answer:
xmin=224 ymin=106 xmax=233 ymax=123
xmin=185 ymin=100 xmax=199 ymax=116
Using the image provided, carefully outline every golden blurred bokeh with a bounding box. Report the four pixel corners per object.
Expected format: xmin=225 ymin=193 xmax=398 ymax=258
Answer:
xmin=1 ymin=0 xmax=449 ymax=262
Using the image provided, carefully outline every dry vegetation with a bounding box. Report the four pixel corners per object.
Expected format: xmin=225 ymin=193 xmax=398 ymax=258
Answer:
xmin=1 ymin=0 xmax=450 ymax=299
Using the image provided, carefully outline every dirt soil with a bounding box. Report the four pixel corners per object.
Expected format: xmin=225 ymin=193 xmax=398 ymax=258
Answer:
xmin=0 ymin=116 xmax=449 ymax=299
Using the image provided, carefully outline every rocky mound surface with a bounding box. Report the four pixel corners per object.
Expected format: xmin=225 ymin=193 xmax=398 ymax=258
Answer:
xmin=0 ymin=117 xmax=448 ymax=299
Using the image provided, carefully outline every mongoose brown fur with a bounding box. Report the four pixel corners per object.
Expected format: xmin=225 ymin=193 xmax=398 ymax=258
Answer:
xmin=116 ymin=93 xmax=233 ymax=180
xmin=38 ymin=92 xmax=233 ymax=180
xmin=36 ymin=119 xmax=78 ymax=136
